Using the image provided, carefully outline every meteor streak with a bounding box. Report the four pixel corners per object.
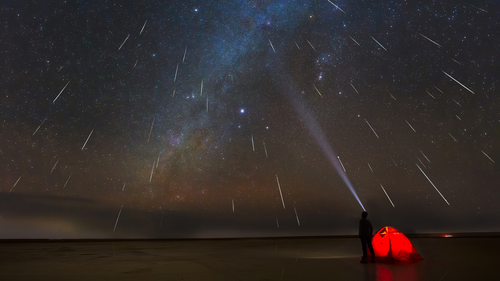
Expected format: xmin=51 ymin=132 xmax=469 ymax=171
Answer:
xmin=434 ymin=86 xmax=443 ymax=93
xmin=251 ymin=133 xmax=255 ymax=151
xmin=467 ymin=3 xmax=489 ymax=13
xmin=419 ymin=33 xmax=442 ymax=47
xmin=379 ymin=183 xmax=395 ymax=208
xmin=338 ymin=156 xmax=346 ymax=172
xmin=275 ymin=174 xmax=286 ymax=209
xmin=294 ymin=206 xmax=300 ymax=226
xmin=367 ymin=163 xmax=374 ymax=173
xmin=390 ymin=156 xmax=398 ymax=167
xmin=427 ymin=90 xmax=436 ymax=99
xmin=9 ymin=176 xmax=21 ymax=193
xmin=174 ymin=63 xmax=179 ymax=81
xmin=416 ymin=156 xmax=426 ymax=168
xmin=276 ymin=216 xmax=279 ymax=228
xmin=451 ymin=58 xmax=461 ymax=65
xmin=53 ymin=81 xmax=70 ymax=103
xmin=416 ymin=163 xmax=450 ymax=205
xmin=63 ymin=173 xmax=72 ymax=188
xmin=306 ymin=39 xmax=317 ymax=52
xmin=452 ymin=99 xmax=461 ymax=107
xmin=327 ymin=0 xmax=346 ymax=14
xmin=150 ymin=160 xmax=155 ymax=182
xmin=148 ymin=117 xmax=155 ymax=142
xmin=365 ymin=119 xmax=379 ymax=138
xmin=268 ymin=39 xmax=276 ymax=53
xmin=113 ymin=204 xmax=124 ymax=232
xmin=200 ymin=80 xmax=203 ymax=96
xmin=182 ymin=46 xmax=187 ymax=63
xmin=419 ymin=149 xmax=431 ymax=163
xmin=313 ymin=84 xmax=323 ymax=98
xmin=232 ymin=199 xmax=234 ymax=212
xmin=122 ymin=182 xmax=126 ymax=191
xmin=118 ymin=34 xmax=130 ymax=50
xmin=263 ymin=142 xmax=268 ymax=158
xmin=448 ymin=133 xmax=458 ymax=142
xmin=81 ymin=129 xmax=94 ymax=150
xmin=371 ymin=36 xmax=387 ymax=51
xmin=481 ymin=150 xmax=495 ymax=163
xmin=348 ymin=35 xmax=360 ymax=46
xmin=33 ymin=117 xmax=47 ymax=135
xmin=50 ymin=160 xmax=59 ymax=173
xmin=405 ymin=119 xmax=416 ymax=132
xmin=350 ymin=83 xmax=359 ymax=94
xmin=442 ymin=71 xmax=475 ymax=94
xmin=294 ymin=40 xmax=300 ymax=50
xmin=139 ymin=20 xmax=147 ymax=35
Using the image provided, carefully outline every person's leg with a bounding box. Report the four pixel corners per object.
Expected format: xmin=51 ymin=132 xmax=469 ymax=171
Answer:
xmin=367 ymin=238 xmax=375 ymax=262
xmin=360 ymin=237 xmax=367 ymax=259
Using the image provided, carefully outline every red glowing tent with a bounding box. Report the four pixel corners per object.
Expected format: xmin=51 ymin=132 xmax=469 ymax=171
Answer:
xmin=369 ymin=226 xmax=422 ymax=261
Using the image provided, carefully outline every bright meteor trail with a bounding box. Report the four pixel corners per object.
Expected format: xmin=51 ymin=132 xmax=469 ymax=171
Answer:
xmin=416 ymin=163 xmax=450 ymax=205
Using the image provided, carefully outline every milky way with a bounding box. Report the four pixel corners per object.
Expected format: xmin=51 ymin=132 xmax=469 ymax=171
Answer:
xmin=0 ymin=1 xmax=499 ymax=238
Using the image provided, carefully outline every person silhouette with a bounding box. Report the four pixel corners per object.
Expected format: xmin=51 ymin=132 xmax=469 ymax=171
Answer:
xmin=359 ymin=211 xmax=375 ymax=263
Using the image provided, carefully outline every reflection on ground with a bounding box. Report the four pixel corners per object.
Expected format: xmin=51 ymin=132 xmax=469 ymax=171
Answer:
xmin=0 ymin=237 xmax=498 ymax=280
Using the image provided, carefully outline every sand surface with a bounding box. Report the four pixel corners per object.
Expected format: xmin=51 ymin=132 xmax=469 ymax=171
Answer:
xmin=0 ymin=237 xmax=498 ymax=280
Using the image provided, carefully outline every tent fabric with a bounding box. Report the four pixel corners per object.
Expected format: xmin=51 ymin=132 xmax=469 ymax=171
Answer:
xmin=369 ymin=226 xmax=422 ymax=261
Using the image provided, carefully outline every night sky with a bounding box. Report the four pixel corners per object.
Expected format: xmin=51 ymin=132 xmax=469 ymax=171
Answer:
xmin=1 ymin=1 xmax=499 ymax=238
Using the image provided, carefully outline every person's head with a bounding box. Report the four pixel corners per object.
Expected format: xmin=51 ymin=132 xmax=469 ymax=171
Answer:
xmin=362 ymin=211 xmax=368 ymax=219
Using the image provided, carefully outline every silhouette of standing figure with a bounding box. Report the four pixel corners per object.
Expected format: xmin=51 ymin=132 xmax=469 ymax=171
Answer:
xmin=359 ymin=211 xmax=375 ymax=263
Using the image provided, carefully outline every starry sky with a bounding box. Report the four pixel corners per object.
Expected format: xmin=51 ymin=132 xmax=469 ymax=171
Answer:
xmin=1 ymin=0 xmax=499 ymax=238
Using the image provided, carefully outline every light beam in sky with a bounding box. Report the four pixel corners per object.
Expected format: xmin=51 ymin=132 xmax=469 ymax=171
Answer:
xmin=283 ymin=82 xmax=365 ymax=210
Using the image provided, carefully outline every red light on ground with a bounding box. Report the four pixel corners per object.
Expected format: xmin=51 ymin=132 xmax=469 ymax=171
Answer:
xmin=443 ymin=234 xmax=453 ymax=238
